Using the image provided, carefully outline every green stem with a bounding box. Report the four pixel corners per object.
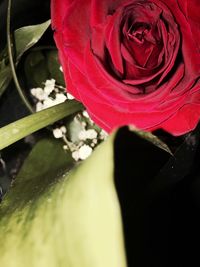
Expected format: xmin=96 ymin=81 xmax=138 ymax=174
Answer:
xmin=6 ymin=0 xmax=34 ymax=114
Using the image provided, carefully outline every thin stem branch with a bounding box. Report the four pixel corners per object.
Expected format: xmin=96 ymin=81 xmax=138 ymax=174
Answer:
xmin=6 ymin=0 xmax=34 ymax=114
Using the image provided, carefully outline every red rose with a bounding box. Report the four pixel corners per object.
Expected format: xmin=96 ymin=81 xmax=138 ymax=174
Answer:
xmin=51 ymin=0 xmax=200 ymax=136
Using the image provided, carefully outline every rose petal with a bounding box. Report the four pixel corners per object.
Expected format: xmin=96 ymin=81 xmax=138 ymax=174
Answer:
xmin=157 ymin=0 xmax=200 ymax=75
xmin=52 ymin=0 xmax=200 ymax=136
xmin=53 ymin=0 xmax=91 ymax=73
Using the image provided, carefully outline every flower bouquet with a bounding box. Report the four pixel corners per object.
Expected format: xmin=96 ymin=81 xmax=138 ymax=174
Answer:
xmin=0 ymin=0 xmax=200 ymax=266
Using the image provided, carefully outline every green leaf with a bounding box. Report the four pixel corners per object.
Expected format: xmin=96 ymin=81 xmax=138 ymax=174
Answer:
xmin=0 ymin=134 xmax=127 ymax=267
xmin=47 ymin=50 xmax=65 ymax=86
xmin=14 ymin=20 xmax=51 ymax=64
xmin=24 ymin=51 xmax=50 ymax=88
xmin=0 ymin=20 xmax=51 ymax=97
xmin=0 ymin=100 xmax=83 ymax=150
xmin=128 ymin=125 xmax=172 ymax=155
xmin=24 ymin=49 xmax=65 ymax=89
xmin=0 ymin=66 xmax=12 ymax=95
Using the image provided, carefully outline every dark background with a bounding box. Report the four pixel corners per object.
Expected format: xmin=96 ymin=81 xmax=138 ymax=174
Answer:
xmin=0 ymin=0 xmax=50 ymax=126
xmin=0 ymin=0 xmax=50 ymax=49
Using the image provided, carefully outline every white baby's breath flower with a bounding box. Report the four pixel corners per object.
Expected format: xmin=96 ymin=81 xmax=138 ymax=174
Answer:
xmin=44 ymin=86 xmax=54 ymax=96
xmin=43 ymin=98 xmax=56 ymax=109
xmin=92 ymin=138 xmax=98 ymax=144
xmin=67 ymin=92 xmax=74 ymax=100
xmin=53 ymin=128 xmax=63 ymax=139
xmin=72 ymin=151 xmax=80 ymax=161
xmin=45 ymin=79 xmax=55 ymax=87
xmin=82 ymin=110 xmax=90 ymax=118
xmin=60 ymin=126 xmax=67 ymax=134
xmin=78 ymin=145 xmax=92 ymax=160
xmin=31 ymin=88 xmax=47 ymax=101
xmin=30 ymin=78 xmax=104 ymax=162
xmin=100 ymin=129 xmax=108 ymax=140
xmin=78 ymin=130 xmax=87 ymax=140
xmin=54 ymin=93 xmax=67 ymax=104
xmin=72 ymin=144 xmax=93 ymax=161
xmin=44 ymin=79 xmax=56 ymax=95
xmin=63 ymin=145 xmax=68 ymax=150
xmin=36 ymin=102 xmax=44 ymax=112
xmin=78 ymin=129 xmax=98 ymax=140
xmin=45 ymin=79 xmax=55 ymax=86
xmin=42 ymin=94 xmax=67 ymax=110
xmin=86 ymin=129 xmax=98 ymax=139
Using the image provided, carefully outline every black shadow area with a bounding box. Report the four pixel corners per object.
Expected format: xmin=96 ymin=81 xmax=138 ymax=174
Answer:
xmin=114 ymin=127 xmax=200 ymax=267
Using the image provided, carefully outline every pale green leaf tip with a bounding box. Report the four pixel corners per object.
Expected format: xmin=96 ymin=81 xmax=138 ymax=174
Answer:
xmin=128 ymin=125 xmax=173 ymax=155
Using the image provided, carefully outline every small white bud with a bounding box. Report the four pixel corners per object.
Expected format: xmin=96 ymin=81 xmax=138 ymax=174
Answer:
xmin=53 ymin=128 xmax=63 ymax=139
xmin=72 ymin=151 xmax=80 ymax=161
xmin=86 ymin=129 xmax=98 ymax=139
xmin=44 ymin=79 xmax=56 ymax=95
xmin=36 ymin=102 xmax=44 ymax=112
xmin=78 ymin=130 xmax=87 ymax=140
xmin=43 ymin=98 xmax=55 ymax=109
xmin=67 ymin=93 xmax=74 ymax=100
xmin=54 ymin=93 xmax=67 ymax=104
xmin=78 ymin=145 xmax=92 ymax=160
xmin=31 ymin=88 xmax=46 ymax=101
xmin=60 ymin=126 xmax=67 ymax=134
xmin=82 ymin=111 xmax=90 ymax=118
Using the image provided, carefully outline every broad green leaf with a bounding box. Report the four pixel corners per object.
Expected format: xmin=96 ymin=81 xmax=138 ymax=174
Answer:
xmin=0 ymin=134 xmax=127 ymax=267
xmin=47 ymin=50 xmax=65 ymax=86
xmin=0 ymin=100 xmax=83 ymax=150
xmin=24 ymin=51 xmax=50 ymax=88
xmin=14 ymin=20 xmax=51 ymax=64
xmin=24 ymin=50 xmax=65 ymax=89
xmin=0 ymin=20 xmax=51 ymax=96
